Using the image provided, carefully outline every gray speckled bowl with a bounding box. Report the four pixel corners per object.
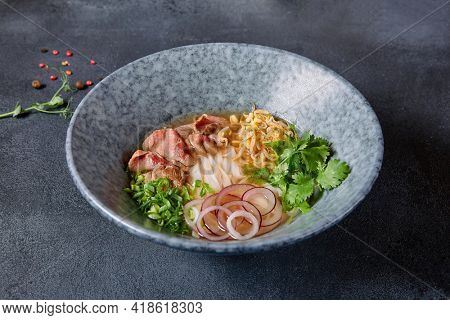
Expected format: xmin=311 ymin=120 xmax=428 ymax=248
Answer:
xmin=66 ymin=43 xmax=383 ymax=254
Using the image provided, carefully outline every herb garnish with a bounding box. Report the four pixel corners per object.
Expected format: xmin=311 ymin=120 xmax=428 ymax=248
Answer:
xmin=125 ymin=176 xmax=213 ymax=235
xmin=245 ymin=129 xmax=350 ymax=221
xmin=0 ymin=69 xmax=74 ymax=120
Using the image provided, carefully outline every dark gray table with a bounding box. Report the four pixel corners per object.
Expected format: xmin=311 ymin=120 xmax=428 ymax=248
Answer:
xmin=1 ymin=0 xmax=448 ymax=299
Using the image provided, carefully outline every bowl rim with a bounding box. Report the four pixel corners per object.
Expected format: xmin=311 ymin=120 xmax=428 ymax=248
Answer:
xmin=66 ymin=43 xmax=384 ymax=253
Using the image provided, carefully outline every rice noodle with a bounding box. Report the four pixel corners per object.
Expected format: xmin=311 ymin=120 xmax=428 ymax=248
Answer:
xmin=187 ymin=147 xmax=244 ymax=192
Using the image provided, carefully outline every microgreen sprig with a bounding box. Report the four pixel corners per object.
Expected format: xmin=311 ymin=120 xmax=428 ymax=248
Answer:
xmin=0 ymin=69 xmax=75 ymax=120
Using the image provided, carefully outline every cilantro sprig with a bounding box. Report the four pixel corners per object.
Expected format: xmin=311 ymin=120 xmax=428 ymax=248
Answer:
xmin=124 ymin=176 xmax=212 ymax=234
xmin=245 ymin=130 xmax=350 ymax=220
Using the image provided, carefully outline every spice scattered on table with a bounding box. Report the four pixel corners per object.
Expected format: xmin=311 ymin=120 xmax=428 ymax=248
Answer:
xmin=32 ymin=80 xmax=42 ymax=89
xmin=0 ymin=47 xmax=103 ymax=121
xmin=75 ymin=80 xmax=85 ymax=90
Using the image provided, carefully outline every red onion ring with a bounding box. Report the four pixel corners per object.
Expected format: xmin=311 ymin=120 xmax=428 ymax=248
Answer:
xmin=196 ymin=206 xmax=231 ymax=241
xmin=217 ymin=200 xmax=261 ymax=230
xmin=261 ymin=199 xmax=283 ymax=226
xmin=200 ymin=193 xmax=227 ymax=235
xmin=215 ymin=194 xmax=243 ymax=229
xmin=242 ymin=187 xmax=276 ymax=216
xmin=201 ymin=193 xmax=217 ymax=211
xmin=216 ymin=194 xmax=240 ymax=206
xmin=257 ymin=215 xmax=283 ymax=236
xmin=216 ymin=184 xmax=254 ymax=206
xmin=226 ymin=210 xmax=259 ymax=240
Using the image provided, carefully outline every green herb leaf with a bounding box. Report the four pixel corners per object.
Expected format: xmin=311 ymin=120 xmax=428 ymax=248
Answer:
xmin=46 ymin=95 xmax=64 ymax=108
xmin=12 ymin=102 xmax=24 ymax=117
xmin=243 ymin=166 xmax=271 ymax=184
xmin=246 ymin=128 xmax=350 ymax=217
xmin=317 ymin=159 xmax=350 ymax=190
xmin=125 ymin=176 xmax=191 ymax=235
xmin=298 ymin=135 xmax=330 ymax=172
xmin=286 ymin=172 xmax=314 ymax=206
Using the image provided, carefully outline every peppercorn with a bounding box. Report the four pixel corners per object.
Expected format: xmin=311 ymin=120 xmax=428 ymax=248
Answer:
xmin=52 ymin=50 xmax=59 ymax=55
xmin=32 ymin=80 xmax=42 ymax=89
xmin=65 ymin=50 xmax=73 ymax=57
xmin=86 ymin=80 xmax=93 ymax=86
xmin=38 ymin=63 xmax=46 ymax=68
xmin=75 ymin=80 xmax=85 ymax=90
xmin=61 ymin=60 xmax=70 ymax=66
xmin=40 ymin=48 xmax=48 ymax=53
xmin=65 ymin=70 xmax=72 ymax=76
xmin=50 ymin=75 xmax=57 ymax=81
xmin=89 ymin=59 xmax=96 ymax=65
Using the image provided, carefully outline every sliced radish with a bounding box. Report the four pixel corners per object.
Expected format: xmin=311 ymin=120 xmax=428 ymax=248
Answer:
xmin=196 ymin=206 xmax=231 ymax=241
xmin=226 ymin=210 xmax=259 ymax=240
xmin=242 ymin=187 xmax=276 ymax=216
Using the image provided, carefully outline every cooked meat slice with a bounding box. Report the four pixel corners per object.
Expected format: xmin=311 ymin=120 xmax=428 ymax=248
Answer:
xmin=202 ymin=135 xmax=218 ymax=155
xmin=187 ymin=133 xmax=222 ymax=155
xmin=142 ymin=128 xmax=194 ymax=166
xmin=175 ymin=124 xmax=194 ymax=139
xmin=128 ymin=150 xmax=170 ymax=173
xmin=188 ymin=133 xmax=207 ymax=155
xmin=143 ymin=164 xmax=185 ymax=187
xmin=208 ymin=134 xmax=227 ymax=147
xmin=194 ymin=114 xmax=229 ymax=135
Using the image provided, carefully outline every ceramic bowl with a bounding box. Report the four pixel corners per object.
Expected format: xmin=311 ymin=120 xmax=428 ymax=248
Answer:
xmin=66 ymin=43 xmax=383 ymax=253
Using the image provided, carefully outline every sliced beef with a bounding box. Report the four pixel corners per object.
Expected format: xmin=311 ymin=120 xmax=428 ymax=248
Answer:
xmin=145 ymin=164 xmax=185 ymax=187
xmin=188 ymin=133 xmax=207 ymax=155
xmin=208 ymin=134 xmax=227 ymax=147
xmin=193 ymin=114 xmax=229 ymax=135
xmin=175 ymin=123 xmax=194 ymax=139
xmin=128 ymin=150 xmax=170 ymax=173
xmin=129 ymin=150 xmax=185 ymax=186
xmin=202 ymin=135 xmax=218 ymax=155
xmin=142 ymin=128 xmax=194 ymax=167
xmin=187 ymin=133 xmax=220 ymax=156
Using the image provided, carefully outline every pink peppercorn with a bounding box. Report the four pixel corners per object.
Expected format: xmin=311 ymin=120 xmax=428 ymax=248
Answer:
xmin=89 ymin=59 xmax=96 ymax=65
xmin=65 ymin=50 xmax=73 ymax=57
xmin=38 ymin=63 xmax=46 ymax=68
xmin=86 ymin=80 xmax=93 ymax=86
xmin=50 ymin=75 xmax=57 ymax=81
xmin=52 ymin=50 xmax=59 ymax=55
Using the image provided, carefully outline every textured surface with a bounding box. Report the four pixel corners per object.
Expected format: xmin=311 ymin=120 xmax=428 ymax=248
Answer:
xmin=67 ymin=43 xmax=383 ymax=253
xmin=0 ymin=0 xmax=449 ymax=298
